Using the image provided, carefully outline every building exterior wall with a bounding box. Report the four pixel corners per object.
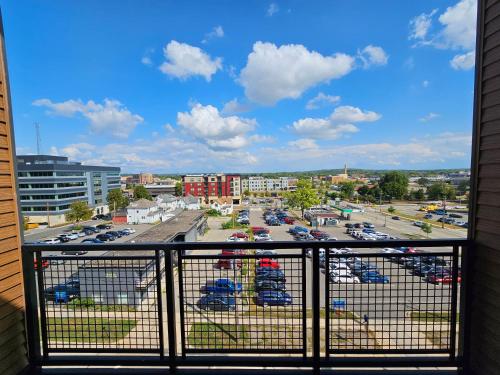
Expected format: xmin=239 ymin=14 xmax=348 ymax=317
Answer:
xmin=241 ymin=176 xmax=297 ymax=193
xmin=127 ymin=206 xmax=160 ymax=224
xmin=16 ymin=155 xmax=120 ymax=224
xmin=468 ymin=1 xmax=500 ymax=373
xmin=182 ymin=173 xmax=241 ymax=204
xmin=0 ymin=14 xmax=29 ymax=374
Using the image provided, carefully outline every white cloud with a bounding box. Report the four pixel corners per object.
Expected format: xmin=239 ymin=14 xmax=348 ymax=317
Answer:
xmin=422 ymin=80 xmax=430 ymax=88
xmin=358 ymin=45 xmax=389 ymax=68
xmin=141 ymin=56 xmax=152 ymax=66
xmin=159 ymin=40 xmax=222 ymax=81
xmin=288 ymin=138 xmax=319 ymax=150
xmin=306 ymin=92 xmax=341 ymax=110
xmin=33 ymin=98 xmax=143 ymax=138
xmin=450 ymin=51 xmax=475 ymax=70
xmin=267 ymin=3 xmax=279 ymax=16
xmin=222 ymin=98 xmax=252 ymax=114
xmin=439 ymin=0 xmax=477 ymax=50
xmin=409 ymin=0 xmax=477 ymax=70
xmin=409 ymin=9 xmax=438 ymax=41
xmin=164 ymin=123 xmax=175 ymax=133
xmin=262 ymin=132 xmax=471 ymax=168
xmin=330 ymin=105 xmax=381 ymax=123
xmin=202 ymin=25 xmax=224 ymax=44
xmin=239 ymin=42 xmax=355 ymax=105
xmin=177 ymin=103 xmax=257 ymax=150
xmin=419 ymin=112 xmax=440 ymax=122
xmin=290 ymin=105 xmax=380 ymax=140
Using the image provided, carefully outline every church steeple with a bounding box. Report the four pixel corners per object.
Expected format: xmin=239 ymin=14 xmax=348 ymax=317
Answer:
xmin=344 ymin=163 xmax=348 ymax=176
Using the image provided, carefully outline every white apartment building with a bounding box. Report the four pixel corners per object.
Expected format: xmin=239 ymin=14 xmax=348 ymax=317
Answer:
xmin=242 ymin=177 xmax=297 ymax=193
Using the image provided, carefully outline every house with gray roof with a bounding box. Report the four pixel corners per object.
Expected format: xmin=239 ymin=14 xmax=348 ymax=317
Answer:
xmin=182 ymin=194 xmax=200 ymax=210
xmin=126 ymin=198 xmax=164 ymax=224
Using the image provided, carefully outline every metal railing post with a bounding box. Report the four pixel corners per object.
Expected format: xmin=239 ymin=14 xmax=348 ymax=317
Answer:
xmin=22 ymin=247 xmax=42 ymax=367
xmin=154 ymin=250 xmax=165 ymax=360
xmin=311 ymin=244 xmax=321 ymax=373
xmin=164 ymin=250 xmax=178 ymax=371
xmin=450 ymin=245 xmax=460 ymax=362
xmin=34 ymin=250 xmax=48 ymax=362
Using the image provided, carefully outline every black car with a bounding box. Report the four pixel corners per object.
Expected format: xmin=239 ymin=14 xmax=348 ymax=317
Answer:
xmin=106 ymin=230 xmax=122 ymax=238
xmin=92 ymin=214 xmax=106 ymax=220
xmin=255 ymin=270 xmax=286 ymax=283
xmin=83 ymin=226 xmax=100 ymax=233
xmin=449 ymin=213 xmax=463 ymax=218
xmin=392 ymin=216 xmax=400 ymax=220
xmin=96 ymin=233 xmax=114 ymax=242
xmin=344 ymin=223 xmax=354 ymax=228
xmin=81 ymin=238 xmax=104 ymax=244
xmin=96 ymin=224 xmax=112 ymax=230
xmin=61 ymin=250 xmax=88 ymax=255
xmin=57 ymin=236 xmax=70 ymax=243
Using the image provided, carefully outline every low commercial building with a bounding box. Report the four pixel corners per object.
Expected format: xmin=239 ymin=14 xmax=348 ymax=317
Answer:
xmin=144 ymin=183 xmax=176 ymax=198
xmin=304 ymin=208 xmax=341 ymax=227
xmin=17 ymin=154 xmax=120 ymax=226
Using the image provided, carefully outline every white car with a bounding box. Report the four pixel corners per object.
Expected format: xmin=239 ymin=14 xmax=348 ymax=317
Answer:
xmin=413 ymin=221 xmax=424 ymax=227
xmin=255 ymin=233 xmax=271 ymax=240
xmin=60 ymin=233 xmax=79 ymax=240
xmin=330 ymin=275 xmax=360 ymax=283
xmin=76 ymin=231 xmax=86 ymax=237
xmin=123 ymin=227 xmax=136 ymax=234
xmin=44 ymin=238 xmax=61 ymax=244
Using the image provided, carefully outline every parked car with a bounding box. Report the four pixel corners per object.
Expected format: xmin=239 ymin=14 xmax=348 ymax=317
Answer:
xmin=255 ymin=269 xmax=286 ymax=283
xmin=258 ymin=258 xmax=280 ymax=269
xmin=96 ymin=233 xmax=115 ymax=242
xmin=361 ymin=272 xmax=390 ymax=284
xmin=56 ymin=236 xmax=70 ymax=243
xmin=61 ymin=250 xmax=88 ymax=255
xmin=60 ymin=233 xmax=79 ymax=240
xmin=255 ymin=233 xmax=272 ymax=241
xmin=426 ymin=274 xmax=461 ymax=284
xmin=117 ymin=230 xmax=130 ymax=236
xmin=251 ymin=226 xmax=269 ymax=234
xmin=201 ymin=278 xmax=242 ymax=294
xmin=106 ymin=230 xmax=122 ymax=238
xmin=424 ymin=213 xmax=433 ymax=219
xmin=362 ymin=222 xmax=375 ymax=228
xmin=96 ymin=224 xmax=112 ymax=230
xmin=43 ymin=238 xmax=61 ymax=244
xmin=413 ymin=221 xmax=424 ymax=227
xmin=122 ymin=227 xmax=136 ymax=234
xmin=330 ymin=275 xmax=360 ymax=283
xmin=231 ymin=232 xmax=249 ymax=239
xmin=254 ymin=279 xmax=286 ymax=292
xmin=83 ymin=226 xmax=100 ymax=233
xmin=44 ymin=283 xmax=80 ymax=302
xmin=392 ymin=216 xmax=400 ymax=220
xmin=288 ymin=226 xmax=308 ymax=234
xmin=256 ymin=291 xmax=292 ymax=306
xmin=214 ymin=258 xmax=242 ymax=270
xmin=449 ymin=213 xmax=463 ymax=218
xmin=81 ymin=238 xmax=104 ymax=244
xmin=345 ymin=223 xmax=354 ymax=228
xmin=197 ymin=293 xmax=236 ymax=311
xmin=284 ymin=217 xmax=295 ymax=224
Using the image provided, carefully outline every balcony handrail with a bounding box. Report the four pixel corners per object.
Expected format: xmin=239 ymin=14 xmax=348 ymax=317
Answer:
xmin=22 ymin=237 xmax=470 ymax=253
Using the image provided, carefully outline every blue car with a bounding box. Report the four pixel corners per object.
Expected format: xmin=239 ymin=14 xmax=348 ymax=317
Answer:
xmin=197 ymin=293 xmax=236 ymax=311
xmin=45 ymin=283 xmax=80 ymax=302
xmin=201 ymin=278 xmax=242 ymax=294
xmin=361 ymin=271 xmax=390 ymax=284
xmin=256 ymin=291 xmax=293 ymax=306
xmin=288 ymin=226 xmax=308 ymax=234
xmin=255 ymin=269 xmax=286 ymax=282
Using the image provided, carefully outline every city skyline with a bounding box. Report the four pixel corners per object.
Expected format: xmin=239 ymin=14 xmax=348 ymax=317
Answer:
xmin=5 ymin=0 xmax=476 ymax=172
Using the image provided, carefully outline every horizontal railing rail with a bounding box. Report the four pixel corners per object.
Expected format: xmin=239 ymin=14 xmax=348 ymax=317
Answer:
xmin=22 ymin=238 xmax=468 ymax=372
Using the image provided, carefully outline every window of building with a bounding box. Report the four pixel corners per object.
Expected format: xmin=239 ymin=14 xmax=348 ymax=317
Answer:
xmin=56 ymin=171 xmax=84 ymax=177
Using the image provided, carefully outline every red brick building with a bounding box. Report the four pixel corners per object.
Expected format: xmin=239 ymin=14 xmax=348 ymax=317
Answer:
xmin=182 ymin=174 xmax=242 ymax=205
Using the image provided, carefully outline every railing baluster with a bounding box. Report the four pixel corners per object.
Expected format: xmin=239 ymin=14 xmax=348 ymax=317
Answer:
xmin=164 ymin=250 xmax=178 ymax=371
xmin=311 ymin=244 xmax=321 ymax=374
xmin=450 ymin=245 xmax=459 ymax=361
xmin=154 ymin=250 xmax=165 ymax=360
xmin=34 ymin=249 xmax=49 ymax=362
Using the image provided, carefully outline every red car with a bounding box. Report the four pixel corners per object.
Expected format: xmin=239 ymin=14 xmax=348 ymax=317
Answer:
xmin=251 ymin=226 xmax=269 ymax=234
xmin=427 ymin=274 xmax=461 ymax=284
xmin=231 ymin=232 xmax=249 ymax=239
xmin=215 ymin=258 xmax=242 ymax=269
xmin=34 ymin=258 xmax=49 ymax=270
xmin=258 ymin=258 xmax=280 ymax=269
xmin=284 ymin=217 xmax=295 ymax=224
xmin=220 ymin=249 xmax=246 ymax=256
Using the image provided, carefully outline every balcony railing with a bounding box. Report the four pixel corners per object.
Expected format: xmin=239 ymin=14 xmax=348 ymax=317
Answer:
xmin=22 ymin=238 xmax=468 ymax=372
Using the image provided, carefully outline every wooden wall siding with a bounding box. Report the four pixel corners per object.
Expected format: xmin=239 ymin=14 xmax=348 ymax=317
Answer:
xmin=469 ymin=0 xmax=500 ymax=374
xmin=0 ymin=12 xmax=28 ymax=375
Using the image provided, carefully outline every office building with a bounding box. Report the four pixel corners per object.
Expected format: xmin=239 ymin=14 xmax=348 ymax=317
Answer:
xmin=17 ymin=155 xmax=120 ymax=226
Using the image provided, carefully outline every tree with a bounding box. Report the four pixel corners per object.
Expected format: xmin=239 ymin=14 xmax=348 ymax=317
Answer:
xmin=457 ymin=180 xmax=470 ymax=195
xmin=339 ymin=181 xmax=355 ymax=200
xmin=427 ymin=182 xmax=456 ymax=200
xmin=66 ymin=201 xmax=93 ymax=223
xmin=421 ymin=222 xmax=432 ymax=238
xmin=411 ymin=189 xmax=425 ymax=201
xmin=133 ymin=185 xmax=152 ymax=200
xmin=417 ymin=177 xmax=430 ymax=187
xmin=387 ymin=206 xmax=396 ymax=214
xmin=357 ymin=185 xmax=370 ymax=197
xmin=174 ymin=181 xmax=182 ymax=196
xmin=243 ymin=190 xmax=250 ymax=197
xmin=379 ymin=171 xmax=409 ymax=200
xmin=285 ymin=180 xmax=320 ymax=218
xmin=107 ymin=188 xmax=129 ymax=211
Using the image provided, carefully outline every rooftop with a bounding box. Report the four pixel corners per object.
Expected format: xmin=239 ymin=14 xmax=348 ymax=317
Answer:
xmin=128 ymin=198 xmax=158 ymax=209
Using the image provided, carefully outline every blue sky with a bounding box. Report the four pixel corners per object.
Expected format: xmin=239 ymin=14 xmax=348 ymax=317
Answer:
xmin=3 ymin=0 xmax=476 ymax=173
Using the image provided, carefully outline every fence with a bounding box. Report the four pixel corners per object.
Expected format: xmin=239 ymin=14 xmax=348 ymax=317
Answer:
xmin=23 ymin=239 xmax=467 ymax=371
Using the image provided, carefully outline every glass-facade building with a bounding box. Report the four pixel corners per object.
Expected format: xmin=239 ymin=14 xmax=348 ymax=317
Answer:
xmin=17 ymin=155 xmax=120 ymax=224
